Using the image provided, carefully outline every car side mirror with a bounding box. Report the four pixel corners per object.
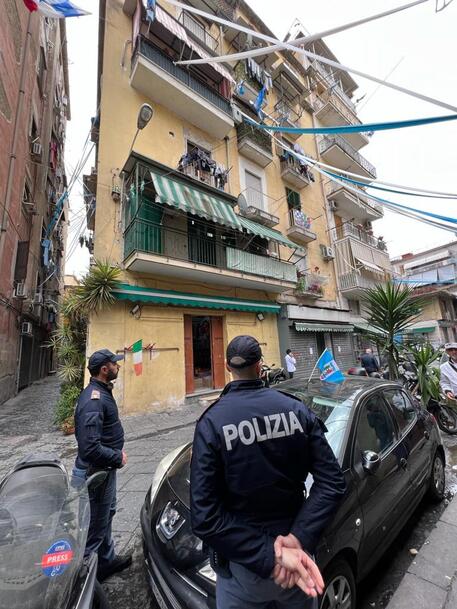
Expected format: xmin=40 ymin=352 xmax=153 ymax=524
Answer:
xmin=86 ymin=471 xmax=108 ymax=490
xmin=362 ymin=450 xmax=381 ymax=475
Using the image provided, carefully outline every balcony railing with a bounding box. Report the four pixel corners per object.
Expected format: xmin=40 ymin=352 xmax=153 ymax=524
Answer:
xmin=319 ymin=134 xmax=377 ymax=178
xmin=339 ymin=272 xmax=379 ymax=291
xmin=135 ymin=38 xmax=232 ymax=116
xmin=296 ymin=272 xmax=327 ymax=298
xmin=274 ymin=100 xmax=301 ymax=126
xmin=124 ymin=219 xmax=296 ymax=282
xmin=236 ymin=121 xmax=272 ymax=155
xmin=280 ymin=157 xmax=312 ymax=184
xmin=314 ymin=90 xmax=360 ymax=126
xmin=334 ymin=223 xmax=378 ymax=248
xmin=179 ymin=11 xmax=219 ymax=51
xmin=325 ymin=181 xmax=383 ymax=216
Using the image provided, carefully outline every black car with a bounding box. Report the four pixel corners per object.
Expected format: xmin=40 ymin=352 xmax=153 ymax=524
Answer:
xmin=140 ymin=377 xmax=445 ymax=609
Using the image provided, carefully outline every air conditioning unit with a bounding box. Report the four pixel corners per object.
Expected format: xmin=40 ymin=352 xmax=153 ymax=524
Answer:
xmin=21 ymin=321 xmax=33 ymax=335
xmin=321 ymin=245 xmax=335 ymax=261
xmin=31 ymin=141 xmax=42 ymax=157
xmin=328 ymin=200 xmax=338 ymax=211
xmin=33 ymin=292 xmax=43 ymax=306
xmin=14 ymin=282 xmax=27 ymax=299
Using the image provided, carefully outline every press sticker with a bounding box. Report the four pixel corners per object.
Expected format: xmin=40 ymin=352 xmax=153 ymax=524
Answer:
xmin=41 ymin=540 xmax=73 ymax=577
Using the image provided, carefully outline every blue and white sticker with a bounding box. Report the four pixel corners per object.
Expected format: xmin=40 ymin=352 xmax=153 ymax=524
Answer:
xmin=41 ymin=539 xmax=73 ymax=577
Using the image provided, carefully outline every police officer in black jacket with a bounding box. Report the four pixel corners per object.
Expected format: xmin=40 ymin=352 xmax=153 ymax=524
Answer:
xmin=73 ymin=349 xmax=132 ymax=582
xmin=191 ymin=336 xmax=346 ymax=609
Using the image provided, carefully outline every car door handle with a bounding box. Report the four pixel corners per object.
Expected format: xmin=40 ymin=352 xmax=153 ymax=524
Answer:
xmin=400 ymin=458 xmax=408 ymax=470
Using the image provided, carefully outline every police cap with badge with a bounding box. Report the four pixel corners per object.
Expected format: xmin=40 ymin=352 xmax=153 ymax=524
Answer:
xmin=88 ymin=349 xmax=124 ymax=370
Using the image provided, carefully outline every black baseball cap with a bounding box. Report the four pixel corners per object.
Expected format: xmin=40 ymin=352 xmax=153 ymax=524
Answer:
xmin=88 ymin=349 xmax=124 ymax=370
xmin=226 ymin=335 xmax=262 ymax=369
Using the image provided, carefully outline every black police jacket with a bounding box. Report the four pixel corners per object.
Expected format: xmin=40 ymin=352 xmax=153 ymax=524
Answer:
xmin=361 ymin=354 xmax=379 ymax=373
xmin=190 ymin=379 xmax=346 ymax=579
xmin=74 ymin=378 xmax=124 ymax=470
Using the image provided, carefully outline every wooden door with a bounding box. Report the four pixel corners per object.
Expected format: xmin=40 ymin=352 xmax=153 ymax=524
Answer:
xmin=184 ymin=315 xmax=194 ymax=395
xmin=211 ymin=316 xmax=225 ymax=389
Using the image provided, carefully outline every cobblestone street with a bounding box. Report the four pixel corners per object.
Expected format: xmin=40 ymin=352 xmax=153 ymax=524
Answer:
xmin=0 ymin=376 xmax=203 ymax=609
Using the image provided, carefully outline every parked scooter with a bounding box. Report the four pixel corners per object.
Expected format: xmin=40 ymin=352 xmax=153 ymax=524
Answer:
xmin=261 ymin=363 xmax=287 ymax=387
xmin=0 ymin=453 xmax=110 ymax=609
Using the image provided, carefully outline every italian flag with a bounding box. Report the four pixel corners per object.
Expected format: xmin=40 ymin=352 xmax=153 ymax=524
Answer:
xmin=132 ymin=339 xmax=143 ymax=376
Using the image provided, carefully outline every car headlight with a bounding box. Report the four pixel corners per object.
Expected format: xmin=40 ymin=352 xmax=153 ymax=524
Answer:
xmin=150 ymin=444 xmax=188 ymax=505
xmin=157 ymin=501 xmax=185 ymax=540
xmin=198 ymin=560 xmax=217 ymax=583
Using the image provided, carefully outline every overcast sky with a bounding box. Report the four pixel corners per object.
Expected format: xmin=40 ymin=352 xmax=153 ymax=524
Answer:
xmin=64 ymin=0 xmax=457 ymax=276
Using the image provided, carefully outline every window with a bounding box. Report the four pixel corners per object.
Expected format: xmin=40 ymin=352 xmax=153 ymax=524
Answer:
xmin=14 ymin=242 xmax=30 ymax=282
xmin=286 ymin=188 xmax=301 ymax=210
xmin=356 ymin=395 xmax=396 ymax=455
xmin=245 ymin=170 xmax=263 ymax=209
xmin=384 ymin=389 xmax=416 ymax=432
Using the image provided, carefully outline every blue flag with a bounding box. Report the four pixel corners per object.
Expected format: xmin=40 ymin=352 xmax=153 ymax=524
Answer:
xmin=317 ymin=349 xmax=345 ymax=383
xmin=253 ymin=86 xmax=266 ymax=115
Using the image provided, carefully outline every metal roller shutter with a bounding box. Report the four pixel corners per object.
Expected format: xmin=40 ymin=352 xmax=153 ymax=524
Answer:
xmin=330 ymin=332 xmax=355 ymax=372
xmin=287 ymin=328 xmax=319 ymax=378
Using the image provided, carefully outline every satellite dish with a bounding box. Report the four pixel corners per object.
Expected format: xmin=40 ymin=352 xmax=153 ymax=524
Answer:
xmin=237 ymin=193 xmax=248 ymax=213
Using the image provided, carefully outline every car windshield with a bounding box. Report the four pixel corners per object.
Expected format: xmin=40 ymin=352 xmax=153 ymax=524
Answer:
xmin=286 ymin=389 xmax=353 ymax=459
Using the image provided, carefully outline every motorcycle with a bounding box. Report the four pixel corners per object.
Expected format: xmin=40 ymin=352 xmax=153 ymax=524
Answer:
xmin=0 ymin=453 xmax=111 ymax=609
xmin=261 ymin=363 xmax=287 ymax=387
xmin=426 ymin=396 xmax=457 ymax=435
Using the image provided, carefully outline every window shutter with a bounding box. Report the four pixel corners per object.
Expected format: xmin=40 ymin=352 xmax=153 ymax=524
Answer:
xmin=14 ymin=241 xmax=29 ymax=282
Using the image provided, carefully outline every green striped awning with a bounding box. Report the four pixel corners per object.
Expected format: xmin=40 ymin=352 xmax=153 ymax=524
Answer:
xmin=150 ymin=171 xmax=297 ymax=249
xmin=151 ymin=171 xmax=243 ymax=231
xmin=404 ymin=326 xmax=436 ymax=334
xmin=113 ymin=283 xmax=280 ymax=313
xmin=295 ymin=322 xmax=354 ymax=333
xmin=238 ymin=216 xmax=297 ymax=249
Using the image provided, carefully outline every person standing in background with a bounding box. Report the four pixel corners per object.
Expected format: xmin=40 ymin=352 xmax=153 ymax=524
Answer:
xmin=285 ymin=349 xmax=297 ymax=379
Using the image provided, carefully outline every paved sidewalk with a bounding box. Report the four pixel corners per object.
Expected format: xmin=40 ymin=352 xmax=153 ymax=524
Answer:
xmin=386 ymin=494 xmax=457 ymax=609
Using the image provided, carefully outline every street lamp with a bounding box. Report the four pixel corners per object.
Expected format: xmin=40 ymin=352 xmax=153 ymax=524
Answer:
xmin=128 ymin=103 xmax=154 ymax=157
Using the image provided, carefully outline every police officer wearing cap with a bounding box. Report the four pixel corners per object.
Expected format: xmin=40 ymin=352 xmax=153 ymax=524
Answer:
xmin=73 ymin=349 xmax=132 ymax=582
xmin=191 ymin=335 xmax=346 ymax=609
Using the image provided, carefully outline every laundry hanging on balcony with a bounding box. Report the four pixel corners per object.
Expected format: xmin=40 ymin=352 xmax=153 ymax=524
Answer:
xmin=243 ymin=113 xmax=457 ymax=135
xmin=152 ymin=4 xmax=235 ymax=84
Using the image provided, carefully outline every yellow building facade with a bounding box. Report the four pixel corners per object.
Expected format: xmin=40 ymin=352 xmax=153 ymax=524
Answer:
xmin=88 ymin=0 xmax=380 ymax=412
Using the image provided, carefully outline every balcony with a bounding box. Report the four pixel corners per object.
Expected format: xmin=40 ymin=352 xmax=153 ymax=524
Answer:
xmin=237 ymin=122 xmax=273 ymax=167
xmin=131 ymin=38 xmax=233 ymax=139
xmin=239 ymin=206 xmax=279 ymax=228
xmin=326 ymin=182 xmax=383 ymax=222
xmin=123 ymin=219 xmax=296 ymax=293
xmin=179 ymin=11 xmax=219 ymax=52
xmin=314 ymin=92 xmax=369 ymax=151
xmin=339 ymin=271 xmax=382 ymax=298
xmin=319 ymin=134 xmax=377 ymax=180
xmin=295 ymin=272 xmax=328 ymax=299
xmin=286 ymin=209 xmax=317 ymax=245
xmin=280 ymin=156 xmax=312 ymax=189
xmin=274 ymin=100 xmax=302 ymax=141
xmin=334 ymin=222 xmax=386 ymax=250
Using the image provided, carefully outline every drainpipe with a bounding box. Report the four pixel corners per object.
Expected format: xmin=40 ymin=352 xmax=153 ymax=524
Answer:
xmin=311 ymin=113 xmax=343 ymax=310
xmin=0 ymin=12 xmax=33 ymax=248
xmin=224 ymin=136 xmax=231 ymax=191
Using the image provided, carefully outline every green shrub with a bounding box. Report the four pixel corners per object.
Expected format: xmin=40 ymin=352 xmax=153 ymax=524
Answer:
xmin=54 ymin=384 xmax=81 ymax=428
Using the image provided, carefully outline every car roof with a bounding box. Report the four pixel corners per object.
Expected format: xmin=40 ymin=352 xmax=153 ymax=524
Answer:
xmin=274 ymin=376 xmax=399 ymax=403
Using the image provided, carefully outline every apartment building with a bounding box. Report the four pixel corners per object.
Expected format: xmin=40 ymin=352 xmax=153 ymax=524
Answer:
xmin=89 ymin=0 xmax=386 ymax=412
xmin=392 ymin=243 xmax=457 ymax=346
xmin=0 ymin=4 xmax=70 ymax=402
xmin=273 ymin=22 xmax=390 ymax=373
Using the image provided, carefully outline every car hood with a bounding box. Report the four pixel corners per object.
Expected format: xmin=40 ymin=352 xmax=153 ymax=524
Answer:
xmin=167 ymin=446 xmax=192 ymax=509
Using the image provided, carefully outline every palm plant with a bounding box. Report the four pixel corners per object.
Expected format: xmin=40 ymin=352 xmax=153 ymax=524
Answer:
xmin=360 ymin=281 xmax=424 ymax=380
xmin=407 ymin=343 xmax=441 ymax=407
xmin=66 ymin=260 xmax=120 ymax=317
xmin=51 ymin=260 xmax=120 ymax=430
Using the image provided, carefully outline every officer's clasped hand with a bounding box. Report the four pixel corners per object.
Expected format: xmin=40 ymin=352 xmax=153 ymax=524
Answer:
xmin=272 ymin=534 xmax=324 ymax=597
